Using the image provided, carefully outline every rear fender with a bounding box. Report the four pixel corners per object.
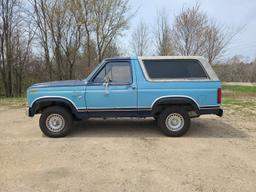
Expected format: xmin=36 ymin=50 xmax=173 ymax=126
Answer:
xmin=152 ymin=97 xmax=200 ymax=114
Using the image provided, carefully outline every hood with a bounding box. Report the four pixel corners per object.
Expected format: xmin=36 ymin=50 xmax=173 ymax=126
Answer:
xmin=31 ymin=80 xmax=87 ymax=88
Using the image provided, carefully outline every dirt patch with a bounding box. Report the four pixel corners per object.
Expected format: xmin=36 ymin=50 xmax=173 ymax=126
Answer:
xmin=0 ymin=107 xmax=256 ymax=192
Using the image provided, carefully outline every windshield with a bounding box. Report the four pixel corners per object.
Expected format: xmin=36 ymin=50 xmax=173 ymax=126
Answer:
xmin=84 ymin=61 xmax=104 ymax=81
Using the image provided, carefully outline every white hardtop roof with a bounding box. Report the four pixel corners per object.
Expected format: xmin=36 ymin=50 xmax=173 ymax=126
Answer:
xmin=138 ymin=56 xmax=205 ymax=60
xmin=137 ymin=56 xmax=219 ymax=81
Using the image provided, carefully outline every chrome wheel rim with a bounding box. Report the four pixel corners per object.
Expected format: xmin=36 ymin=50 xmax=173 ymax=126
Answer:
xmin=165 ymin=113 xmax=184 ymax=132
xmin=46 ymin=114 xmax=65 ymax=132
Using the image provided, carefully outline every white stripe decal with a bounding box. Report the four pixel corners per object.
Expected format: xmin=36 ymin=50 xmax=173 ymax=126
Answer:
xmin=30 ymin=95 xmax=216 ymax=111
xmin=30 ymin=96 xmax=83 ymax=109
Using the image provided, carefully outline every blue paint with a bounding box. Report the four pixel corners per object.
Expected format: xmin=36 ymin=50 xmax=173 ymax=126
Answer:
xmin=27 ymin=56 xmax=222 ymax=114
xmin=31 ymin=80 xmax=86 ymax=88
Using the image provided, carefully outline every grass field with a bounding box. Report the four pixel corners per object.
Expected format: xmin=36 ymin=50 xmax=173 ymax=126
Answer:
xmin=0 ymin=97 xmax=26 ymax=108
xmin=222 ymin=97 xmax=256 ymax=108
xmin=222 ymin=84 xmax=256 ymax=109
xmin=0 ymin=84 xmax=255 ymax=109
xmin=222 ymin=84 xmax=256 ymax=94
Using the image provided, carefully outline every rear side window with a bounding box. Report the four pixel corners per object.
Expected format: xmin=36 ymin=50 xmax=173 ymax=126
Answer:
xmin=142 ymin=60 xmax=208 ymax=79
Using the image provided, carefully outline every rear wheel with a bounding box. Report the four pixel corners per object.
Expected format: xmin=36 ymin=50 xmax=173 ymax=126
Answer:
xmin=39 ymin=106 xmax=73 ymax=138
xmin=157 ymin=107 xmax=190 ymax=137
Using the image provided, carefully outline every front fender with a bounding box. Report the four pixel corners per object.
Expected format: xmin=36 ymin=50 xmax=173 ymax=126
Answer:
xmin=30 ymin=97 xmax=78 ymax=116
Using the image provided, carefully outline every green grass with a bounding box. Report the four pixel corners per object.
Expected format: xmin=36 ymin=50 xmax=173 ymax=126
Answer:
xmin=222 ymin=97 xmax=256 ymax=108
xmin=222 ymin=85 xmax=256 ymax=94
xmin=219 ymin=84 xmax=256 ymax=116
xmin=0 ymin=97 xmax=26 ymax=108
xmin=222 ymin=84 xmax=256 ymax=108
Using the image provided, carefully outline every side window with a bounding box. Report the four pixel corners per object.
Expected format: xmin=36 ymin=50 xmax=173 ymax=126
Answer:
xmin=142 ymin=60 xmax=208 ymax=79
xmin=93 ymin=66 xmax=106 ymax=83
xmin=93 ymin=62 xmax=132 ymax=84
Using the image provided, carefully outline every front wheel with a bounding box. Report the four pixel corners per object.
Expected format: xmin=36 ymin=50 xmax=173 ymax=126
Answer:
xmin=39 ymin=106 xmax=73 ymax=138
xmin=158 ymin=107 xmax=190 ymax=137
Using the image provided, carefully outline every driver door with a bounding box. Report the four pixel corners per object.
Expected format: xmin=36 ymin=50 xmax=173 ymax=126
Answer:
xmin=86 ymin=61 xmax=137 ymax=110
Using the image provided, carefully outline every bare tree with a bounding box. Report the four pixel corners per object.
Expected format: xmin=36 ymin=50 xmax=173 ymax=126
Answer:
xmin=27 ymin=0 xmax=130 ymax=82
xmin=172 ymin=5 xmax=208 ymax=56
xmin=1 ymin=0 xmax=255 ymax=97
xmin=155 ymin=10 xmax=174 ymax=56
xmin=61 ymin=0 xmax=129 ymax=72
xmin=250 ymin=58 xmax=256 ymax=82
xmin=103 ymin=41 xmax=120 ymax=58
xmin=172 ymin=4 xmax=232 ymax=65
xmin=204 ymin=22 xmax=230 ymax=65
xmin=30 ymin=0 xmax=83 ymax=80
xmin=92 ymin=0 xmax=130 ymax=62
xmin=58 ymin=1 xmax=82 ymax=79
xmin=12 ymin=22 xmax=35 ymax=96
xmin=130 ymin=20 xmax=150 ymax=56
xmin=0 ymin=0 xmax=34 ymax=97
xmin=30 ymin=0 xmax=53 ymax=80
xmin=0 ymin=0 xmax=17 ymax=96
xmin=73 ymin=0 xmax=95 ymax=68
xmin=45 ymin=0 xmax=66 ymax=80
xmin=213 ymin=55 xmax=254 ymax=82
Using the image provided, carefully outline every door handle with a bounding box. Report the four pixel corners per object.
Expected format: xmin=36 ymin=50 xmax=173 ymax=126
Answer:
xmin=129 ymin=85 xmax=136 ymax=90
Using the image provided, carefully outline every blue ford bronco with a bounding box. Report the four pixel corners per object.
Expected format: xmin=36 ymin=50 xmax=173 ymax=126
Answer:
xmin=26 ymin=56 xmax=223 ymax=137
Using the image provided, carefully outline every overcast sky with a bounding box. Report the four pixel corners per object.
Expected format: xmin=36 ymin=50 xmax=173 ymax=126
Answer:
xmin=127 ymin=0 xmax=256 ymax=60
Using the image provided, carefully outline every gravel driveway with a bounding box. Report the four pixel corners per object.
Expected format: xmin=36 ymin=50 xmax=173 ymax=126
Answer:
xmin=0 ymin=107 xmax=256 ymax=192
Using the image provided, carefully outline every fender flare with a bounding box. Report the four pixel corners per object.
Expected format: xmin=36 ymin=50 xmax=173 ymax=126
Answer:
xmin=30 ymin=97 xmax=78 ymax=116
xmin=152 ymin=96 xmax=200 ymax=114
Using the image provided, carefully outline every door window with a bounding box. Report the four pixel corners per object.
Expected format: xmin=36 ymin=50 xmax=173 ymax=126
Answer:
xmin=93 ymin=62 xmax=132 ymax=84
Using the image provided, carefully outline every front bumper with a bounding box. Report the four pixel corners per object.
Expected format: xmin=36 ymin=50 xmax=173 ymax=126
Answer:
xmin=26 ymin=107 xmax=33 ymax=117
xmin=199 ymin=107 xmax=223 ymax=117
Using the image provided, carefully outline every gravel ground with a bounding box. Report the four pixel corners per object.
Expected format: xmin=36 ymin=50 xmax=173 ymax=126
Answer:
xmin=0 ymin=107 xmax=256 ymax=192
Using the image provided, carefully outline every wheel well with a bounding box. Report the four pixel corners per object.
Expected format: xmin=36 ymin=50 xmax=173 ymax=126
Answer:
xmin=152 ymin=97 xmax=199 ymax=116
xmin=35 ymin=101 xmax=71 ymax=113
xmin=31 ymin=99 xmax=77 ymax=118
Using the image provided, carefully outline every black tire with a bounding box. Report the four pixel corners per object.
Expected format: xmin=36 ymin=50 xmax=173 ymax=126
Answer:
xmin=39 ymin=106 xmax=73 ymax=138
xmin=157 ymin=107 xmax=190 ymax=137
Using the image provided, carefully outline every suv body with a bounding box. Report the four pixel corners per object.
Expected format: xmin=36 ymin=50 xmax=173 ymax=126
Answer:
xmin=26 ymin=56 xmax=223 ymax=137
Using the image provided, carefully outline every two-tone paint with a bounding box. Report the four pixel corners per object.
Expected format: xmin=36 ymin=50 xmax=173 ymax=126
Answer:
xmin=26 ymin=56 xmax=223 ymax=119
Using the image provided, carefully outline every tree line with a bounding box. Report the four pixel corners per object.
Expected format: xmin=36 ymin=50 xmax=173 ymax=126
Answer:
xmin=131 ymin=5 xmax=231 ymax=65
xmin=214 ymin=56 xmax=256 ymax=83
xmin=0 ymin=0 xmax=255 ymax=97
xmin=1 ymin=0 xmax=129 ymax=97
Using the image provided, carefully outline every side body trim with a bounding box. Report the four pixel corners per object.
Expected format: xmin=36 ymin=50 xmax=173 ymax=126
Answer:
xmin=31 ymin=95 xmax=216 ymax=110
xmin=30 ymin=96 xmax=85 ymax=110
xmin=30 ymin=95 xmax=220 ymax=119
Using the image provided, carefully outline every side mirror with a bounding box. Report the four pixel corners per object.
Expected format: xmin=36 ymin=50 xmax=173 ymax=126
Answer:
xmin=103 ymin=76 xmax=110 ymax=95
xmin=103 ymin=76 xmax=111 ymax=83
